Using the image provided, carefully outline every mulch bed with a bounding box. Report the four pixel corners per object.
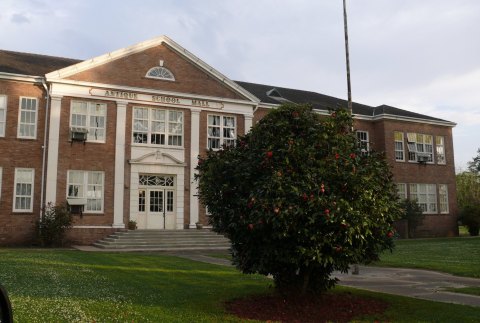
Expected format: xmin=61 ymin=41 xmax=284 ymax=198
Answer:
xmin=226 ymin=292 xmax=389 ymax=322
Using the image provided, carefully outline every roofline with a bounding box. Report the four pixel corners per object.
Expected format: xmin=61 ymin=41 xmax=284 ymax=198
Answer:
xmin=0 ymin=72 xmax=44 ymax=84
xmin=257 ymin=102 xmax=455 ymax=127
xmin=45 ymin=35 xmax=260 ymax=103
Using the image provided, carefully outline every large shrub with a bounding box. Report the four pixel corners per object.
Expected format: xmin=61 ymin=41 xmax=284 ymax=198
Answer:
xmin=37 ymin=202 xmax=73 ymax=247
xmin=399 ymin=199 xmax=425 ymax=238
xmin=196 ymin=104 xmax=402 ymax=294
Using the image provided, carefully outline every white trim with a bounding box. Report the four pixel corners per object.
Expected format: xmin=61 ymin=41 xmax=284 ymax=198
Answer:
xmin=47 ymin=79 xmax=257 ymax=107
xmin=129 ymin=150 xmax=186 ymax=166
xmin=189 ymin=109 xmax=200 ymax=228
xmin=244 ymin=114 xmax=253 ymax=132
xmin=0 ymin=72 xmax=44 ymax=83
xmin=45 ymin=35 xmax=259 ymax=103
xmin=45 ymin=96 xmax=62 ymax=204
xmin=13 ymin=168 xmax=34 ymax=212
xmin=17 ymin=96 xmax=38 ymax=139
xmin=113 ymin=101 xmax=127 ymax=228
xmin=0 ymin=94 xmax=6 ymax=137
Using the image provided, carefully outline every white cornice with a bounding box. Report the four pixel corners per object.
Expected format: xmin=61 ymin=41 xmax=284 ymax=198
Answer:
xmin=45 ymin=35 xmax=260 ymax=103
xmin=47 ymin=78 xmax=257 ymax=107
xmin=0 ymin=72 xmax=44 ymax=84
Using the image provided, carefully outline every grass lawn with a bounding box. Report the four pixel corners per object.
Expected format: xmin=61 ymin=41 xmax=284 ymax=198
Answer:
xmin=0 ymin=249 xmax=479 ymax=322
xmin=376 ymin=236 xmax=480 ymax=278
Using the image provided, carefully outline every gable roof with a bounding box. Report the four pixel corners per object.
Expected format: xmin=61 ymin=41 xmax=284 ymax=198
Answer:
xmin=235 ymin=81 xmax=454 ymax=125
xmin=0 ymin=41 xmax=455 ymax=126
xmin=0 ymin=49 xmax=81 ymax=76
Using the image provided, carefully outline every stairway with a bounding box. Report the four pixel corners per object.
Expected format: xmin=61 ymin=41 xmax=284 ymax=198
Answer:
xmin=92 ymin=229 xmax=231 ymax=251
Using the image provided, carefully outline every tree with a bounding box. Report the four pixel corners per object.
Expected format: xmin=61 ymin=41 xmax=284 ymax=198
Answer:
xmin=456 ymin=171 xmax=480 ymax=236
xmin=468 ymin=148 xmax=480 ymax=174
xmin=196 ymin=104 xmax=402 ymax=294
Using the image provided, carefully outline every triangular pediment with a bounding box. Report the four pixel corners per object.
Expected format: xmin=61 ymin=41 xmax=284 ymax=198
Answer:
xmin=45 ymin=36 xmax=258 ymax=102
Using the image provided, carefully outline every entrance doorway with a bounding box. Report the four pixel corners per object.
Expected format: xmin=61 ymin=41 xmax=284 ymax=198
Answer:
xmin=137 ymin=175 xmax=176 ymax=229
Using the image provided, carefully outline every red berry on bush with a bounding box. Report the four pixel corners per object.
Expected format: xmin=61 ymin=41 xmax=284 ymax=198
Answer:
xmin=324 ymin=209 xmax=330 ymax=215
xmin=350 ymin=153 xmax=356 ymax=159
xmin=387 ymin=231 xmax=394 ymax=238
xmin=266 ymin=151 xmax=273 ymax=158
xmin=335 ymin=153 xmax=340 ymax=159
xmin=248 ymin=224 xmax=254 ymax=230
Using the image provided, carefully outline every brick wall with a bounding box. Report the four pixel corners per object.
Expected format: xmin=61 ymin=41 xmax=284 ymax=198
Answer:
xmin=0 ymin=80 xmax=46 ymax=245
xmin=66 ymin=44 xmax=245 ymax=100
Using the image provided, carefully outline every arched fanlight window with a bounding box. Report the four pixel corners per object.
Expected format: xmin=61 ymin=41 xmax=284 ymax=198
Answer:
xmin=145 ymin=60 xmax=175 ymax=81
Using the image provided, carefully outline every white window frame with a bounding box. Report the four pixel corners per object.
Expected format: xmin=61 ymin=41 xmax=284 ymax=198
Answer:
xmin=132 ymin=107 xmax=183 ymax=147
xmin=436 ymin=136 xmax=446 ymax=165
xmin=356 ymin=130 xmax=369 ymax=154
xmin=439 ymin=184 xmax=449 ymax=214
xmin=70 ymin=101 xmax=107 ymax=143
xmin=67 ymin=170 xmax=104 ymax=213
xmin=409 ymin=183 xmax=437 ymax=214
xmin=13 ymin=168 xmax=34 ymax=212
xmin=17 ymin=97 xmax=38 ymax=139
xmin=207 ymin=114 xmax=236 ymax=150
xmin=407 ymin=133 xmax=434 ymax=163
xmin=394 ymin=131 xmax=405 ymax=162
xmin=0 ymin=95 xmax=6 ymax=137
xmin=396 ymin=183 xmax=407 ymax=200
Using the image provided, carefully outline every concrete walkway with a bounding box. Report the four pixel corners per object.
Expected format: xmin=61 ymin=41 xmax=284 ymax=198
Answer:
xmin=73 ymin=246 xmax=480 ymax=308
xmin=175 ymin=253 xmax=480 ymax=308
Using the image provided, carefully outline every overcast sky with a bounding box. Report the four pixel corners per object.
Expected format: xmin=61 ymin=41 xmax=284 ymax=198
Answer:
xmin=1 ymin=0 xmax=479 ymax=170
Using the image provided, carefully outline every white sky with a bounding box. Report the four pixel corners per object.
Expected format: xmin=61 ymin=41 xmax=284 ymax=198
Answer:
xmin=1 ymin=0 xmax=479 ymax=170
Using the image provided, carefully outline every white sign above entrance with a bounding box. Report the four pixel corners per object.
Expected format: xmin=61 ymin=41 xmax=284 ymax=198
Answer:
xmin=88 ymin=88 xmax=224 ymax=109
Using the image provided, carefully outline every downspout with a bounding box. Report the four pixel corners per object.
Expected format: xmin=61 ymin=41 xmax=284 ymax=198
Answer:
xmin=40 ymin=79 xmax=50 ymax=218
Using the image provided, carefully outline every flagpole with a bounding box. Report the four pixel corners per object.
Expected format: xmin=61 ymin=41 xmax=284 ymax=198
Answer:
xmin=343 ymin=0 xmax=353 ymax=115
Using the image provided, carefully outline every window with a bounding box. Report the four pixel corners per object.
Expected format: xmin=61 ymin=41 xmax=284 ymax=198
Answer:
xmin=394 ymin=131 xmax=405 ymax=161
xmin=409 ymin=183 xmax=437 ymax=213
xmin=132 ymin=107 xmax=183 ymax=146
xmin=407 ymin=133 xmax=433 ymax=163
xmin=13 ymin=168 xmax=34 ymax=212
xmin=67 ymin=170 xmax=104 ymax=213
xmin=356 ymin=131 xmax=369 ymax=154
xmin=17 ymin=97 xmax=38 ymax=139
xmin=0 ymin=95 xmax=6 ymax=137
xmin=207 ymin=115 xmax=236 ymax=149
xmin=70 ymin=101 xmax=106 ymax=142
xmin=145 ymin=60 xmax=175 ymax=81
xmin=439 ymin=184 xmax=449 ymax=213
xmin=396 ymin=183 xmax=407 ymax=200
xmin=436 ymin=136 xmax=446 ymax=165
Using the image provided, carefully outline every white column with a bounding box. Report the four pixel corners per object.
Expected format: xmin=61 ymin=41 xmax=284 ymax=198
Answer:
xmin=189 ymin=108 xmax=201 ymax=228
xmin=113 ymin=101 xmax=127 ymax=228
xmin=45 ymin=95 xmax=62 ymax=204
xmin=244 ymin=113 xmax=254 ymax=132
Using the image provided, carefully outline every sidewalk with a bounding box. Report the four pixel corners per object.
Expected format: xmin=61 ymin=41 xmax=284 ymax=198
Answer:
xmin=333 ymin=266 xmax=480 ymax=307
xmin=175 ymin=253 xmax=480 ymax=308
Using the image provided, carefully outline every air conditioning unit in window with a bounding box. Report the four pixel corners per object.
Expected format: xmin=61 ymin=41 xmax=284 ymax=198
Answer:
xmin=67 ymin=198 xmax=87 ymax=216
xmin=417 ymin=153 xmax=430 ymax=164
xmin=70 ymin=127 xmax=88 ymax=144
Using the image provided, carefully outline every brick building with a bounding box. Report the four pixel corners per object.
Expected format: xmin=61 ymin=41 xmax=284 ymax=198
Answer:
xmin=0 ymin=36 xmax=457 ymax=245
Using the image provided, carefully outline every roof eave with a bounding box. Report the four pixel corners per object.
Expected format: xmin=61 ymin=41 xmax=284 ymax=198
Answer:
xmin=0 ymin=72 xmax=44 ymax=83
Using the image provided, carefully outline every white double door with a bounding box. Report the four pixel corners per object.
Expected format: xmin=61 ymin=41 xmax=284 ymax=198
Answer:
xmin=138 ymin=174 xmax=177 ymax=230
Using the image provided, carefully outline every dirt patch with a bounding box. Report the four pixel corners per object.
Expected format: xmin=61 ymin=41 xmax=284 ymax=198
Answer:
xmin=226 ymin=292 xmax=389 ymax=322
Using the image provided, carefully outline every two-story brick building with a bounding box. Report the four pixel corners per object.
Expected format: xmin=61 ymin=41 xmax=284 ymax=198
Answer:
xmin=0 ymin=36 xmax=457 ymax=245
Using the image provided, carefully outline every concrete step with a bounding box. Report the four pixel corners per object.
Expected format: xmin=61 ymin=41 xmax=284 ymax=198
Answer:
xmin=92 ymin=229 xmax=230 ymax=251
